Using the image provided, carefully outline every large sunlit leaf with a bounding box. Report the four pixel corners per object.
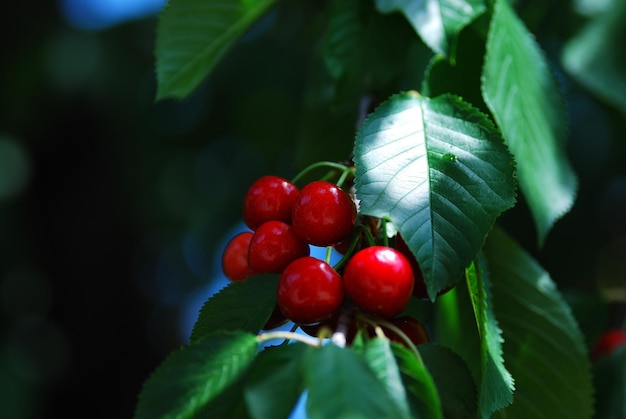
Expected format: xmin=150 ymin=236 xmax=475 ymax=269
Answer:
xmin=190 ymin=274 xmax=279 ymax=343
xmin=482 ymin=0 xmax=577 ymax=245
xmin=135 ymin=332 xmax=258 ymax=419
xmin=562 ymin=1 xmax=626 ymax=113
xmin=155 ymin=0 xmax=278 ymax=100
xmin=354 ymin=91 xmax=516 ymax=299
xmin=375 ymin=0 xmax=486 ymax=59
xmin=485 ymin=227 xmax=594 ymax=418
xmin=304 ymin=343 xmax=409 ymax=419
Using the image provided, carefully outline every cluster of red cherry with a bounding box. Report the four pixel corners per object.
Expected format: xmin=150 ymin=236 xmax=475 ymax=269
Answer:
xmin=221 ymin=172 xmax=429 ymax=346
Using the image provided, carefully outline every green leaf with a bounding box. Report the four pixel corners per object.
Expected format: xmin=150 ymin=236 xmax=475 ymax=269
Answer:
xmin=323 ymin=0 xmax=414 ymax=104
xmin=391 ymin=343 xmax=443 ymax=419
xmin=354 ymin=91 xmax=516 ymax=299
xmin=419 ymin=343 xmax=478 ymax=418
xmin=562 ymin=1 xmax=626 ymax=113
xmin=304 ymin=343 xmax=409 ymax=419
xmin=190 ymin=273 xmax=279 ymax=343
xmin=362 ymin=338 xmax=412 ymax=418
xmin=375 ymin=0 xmax=486 ymax=59
xmin=593 ymin=346 xmax=626 ymax=419
xmin=155 ymin=0 xmax=278 ymax=100
xmin=135 ymin=332 xmax=258 ymax=419
xmin=482 ymin=0 xmax=577 ymax=245
xmin=485 ymin=227 xmax=594 ymax=418
xmin=466 ymin=257 xmax=515 ymax=417
xmin=244 ymin=344 xmax=309 ymax=419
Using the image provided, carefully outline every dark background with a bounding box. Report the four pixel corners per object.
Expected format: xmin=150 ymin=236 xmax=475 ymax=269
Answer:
xmin=1 ymin=1 xmax=625 ymax=418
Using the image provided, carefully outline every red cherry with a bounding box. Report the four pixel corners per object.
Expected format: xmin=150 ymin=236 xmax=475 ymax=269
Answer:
xmin=277 ymin=257 xmax=344 ymax=324
xmin=243 ymin=175 xmax=299 ymax=230
xmin=291 ymin=181 xmax=356 ymax=246
xmin=221 ymin=232 xmax=254 ymax=281
xmin=248 ymin=221 xmax=310 ymax=274
xmin=592 ymin=329 xmax=626 ymax=359
xmin=343 ymin=246 xmax=414 ymax=318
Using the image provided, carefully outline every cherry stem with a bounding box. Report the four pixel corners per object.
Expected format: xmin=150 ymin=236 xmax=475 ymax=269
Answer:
xmin=331 ymin=307 xmax=352 ymax=348
xmin=332 ymin=229 xmax=362 ymax=271
xmin=325 ymin=246 xmax=333 ymax=265
xmin=291 ymin=161 xmax=352 ymax=187
xmin=257 ymin=330 xmax=322 ymax=347
xmin=380 ymin=218 xmax=389 ymax=247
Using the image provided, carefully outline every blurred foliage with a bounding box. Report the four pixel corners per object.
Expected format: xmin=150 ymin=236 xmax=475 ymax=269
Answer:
xmin=0 ymin=0 xmax=625 ymax=417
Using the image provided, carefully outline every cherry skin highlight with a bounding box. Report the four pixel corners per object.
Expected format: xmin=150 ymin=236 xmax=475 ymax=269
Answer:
xmin=343 ymin=246 xmax=414 ymax=319
xmin=248 ymin=221 xmax=310 ymax=274
xmin=291 ymin=181 xmax=356 ymax=246
xmin=221 ymin=231 xmax=254 ymax=282
xmin=277 ymin=256 xmax=344 ymax=325
xmin=243 ymin=175 xmax=299 ymax=230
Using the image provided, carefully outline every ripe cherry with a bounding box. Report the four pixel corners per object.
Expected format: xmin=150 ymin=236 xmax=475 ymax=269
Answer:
xmin=277 ymin=257 xmax=344 ymax=324
xmin=243 ymin=175 xmax=299 ymax=230
xmin=291 ymin=181 xmax=356 ymax=246
xmin=221 ymin=231 xmax=255 ymax=281
xmin=248 ymin=221 xmax=310 ymax=274
xmin=343 ymin=246 xmax=414 ymax=318
xmin=592 ymin=329 xmax=626 ymax=360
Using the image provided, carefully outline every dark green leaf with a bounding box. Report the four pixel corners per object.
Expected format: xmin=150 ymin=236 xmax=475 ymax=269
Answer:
xmin=304 ymin=343 xmax=409 ymax=419
xmin=466 ymin=257 xmax=514 ymax=417
xmin=375 ymin=0 xmax=486 ymax=59
xmin=562 ymin=1 xmax=626 ymax=113
xmin=482 ymin=0 xmax=577 ymax=245
xmin=391 ymin=343 xmax=443 ymax=419
xmin=190 ymin=274 xmax=279 ymax=343
xmin=419 ymin=343 xmax=478 ymax=418
xmin=593 ymin=346 xmax=626 ymax=419
xmin=485 ymin=227 xmax=594 ymax=418
xmin=323 ymin=0 xmax=414 ymax=104
xmin=155 ymin=0 xmax=278 ymax=100
xmin=362 ymin=338 xmax=412 ymax=418
xmin=354 ymin=91 xmax=516 ymax=299
xmin=244 ymin=344 xmax=309 ymax=419
xmin=135 ymin=332 xmax=258 ymax=419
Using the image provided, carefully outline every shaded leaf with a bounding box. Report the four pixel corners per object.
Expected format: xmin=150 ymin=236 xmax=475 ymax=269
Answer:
xmin=482 ymin=0 xmax=577 ymax=245
xmin=391 ymin=343 xmax=443 ymax=419
xmin=562 ymin=1 xmax=626 ymax=113
xmin=485 ymin=227 xmax=594 ymax=418
xmin=135 ymin=332 xmax=258 ymax=419
xmin=244 ymin=344 xmax=309 ymax=419
xmin=354 ymin=91 xmax=516 ymax=299
xmin=419 ymin=343 xmax=478 ymax=418
xmin=375 ymin=0 xmax=486 ymax=59
xmin=466 ymin=257 xmax=514 ymax=417
xmin=190 ymin=273 xmax=279 ymax=343
xmin=304 ymin=343 xmax=408 ymax=419
xmin=155 ymin=0 xmax=278 ymax=100
xmin=593 ymin=346 xmax=626 ymax=419
xmin=362 ymin=338 xmax=412 ymax=418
